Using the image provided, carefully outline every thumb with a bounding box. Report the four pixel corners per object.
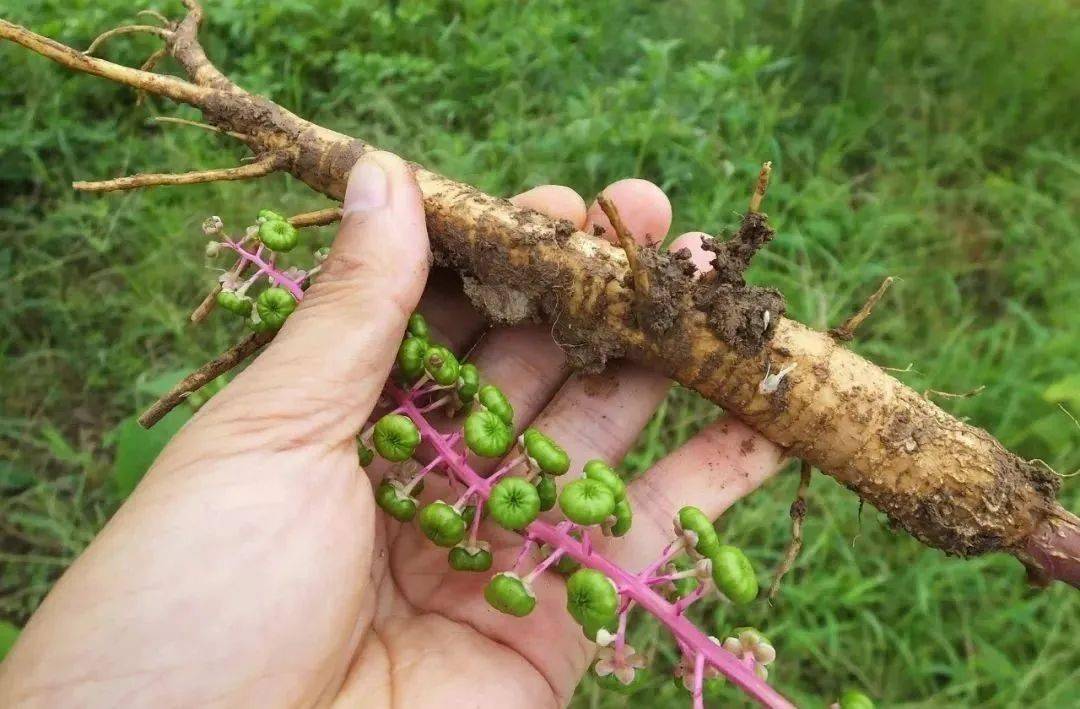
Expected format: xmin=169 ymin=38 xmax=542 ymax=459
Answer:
xmin=204 ymin=151 xmax=430 ymax=437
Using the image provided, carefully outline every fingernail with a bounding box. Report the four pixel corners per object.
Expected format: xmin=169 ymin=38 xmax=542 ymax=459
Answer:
xmin=343 ymin=156 xmax=389 ymax=214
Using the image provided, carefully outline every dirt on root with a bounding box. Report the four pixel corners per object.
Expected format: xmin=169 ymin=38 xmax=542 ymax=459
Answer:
xmin=688 ymin=212 xmax=786 ymax=357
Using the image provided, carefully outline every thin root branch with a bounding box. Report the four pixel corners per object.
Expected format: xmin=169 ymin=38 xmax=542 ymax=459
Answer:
xmin=151 ymin=116 xmax=247 ymax=140
xmin=830 ymin=276 xmax=895 ymax=342
xmin=1028 ymin=405 xmax=1080 ymax=478
xmin=748 ymin=161 xmax=772 ymax=213
xmin=190 ymin=260 xmax=246 ymax=324
xmin=135 ymin=48 xmax=168 ymax=106
xmin=769 ymin=460 xmax=812 ymax=600
xmin=138 ymin=330 xmax=275 ymax=428
xmin=136 ymin=10 xmax=172 ymax=26
xmin=73 ymin=154 xmax=283 ymax=193
xmin=923 ymin=385 xmax=985 ymax=401
xmin=597 ymin=193 xmax=651 ymax=301
xmin=84 ymin=25 xmax=171 ymax=56
xmin=288 ymin=207 xmax=343 ymax=228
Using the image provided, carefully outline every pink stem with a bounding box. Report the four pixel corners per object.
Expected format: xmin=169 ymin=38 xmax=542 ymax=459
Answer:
xmin=614 ymin=606 xmax=630 ymax=658
xmin=403 ymin=456 xmax=443 ymax=494
xmin=512 ymin=536 xmax=536 ymax=571
xmin=468 ymin=493 xmax=483 ymax=544
xmin=490 ymin=454 xmax=527 ymax=481
xmin=640 ymin=538 xmax=685 ymax=579
xmin=692 ymin=652 xmax=706 ymax=709
xmin=224 ymin=241 xmax=305 ymax=300
xmin=524 ymin=547 xmax=566 ymax=584
xmin=386 ymin=384 xmax=792 ymax=709
xmin=673 ymin=584 xmax=707 ymax=615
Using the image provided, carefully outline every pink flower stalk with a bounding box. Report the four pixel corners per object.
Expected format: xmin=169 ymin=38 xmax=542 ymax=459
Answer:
xmin=221 ymin=239 xmax=306 ymax=300
xmin=386 ymin=383 xmax=794 ymax=709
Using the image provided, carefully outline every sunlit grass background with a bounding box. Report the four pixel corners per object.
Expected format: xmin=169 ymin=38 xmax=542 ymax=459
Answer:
xmin=2 ymin=0 xmax=1079 ymax=705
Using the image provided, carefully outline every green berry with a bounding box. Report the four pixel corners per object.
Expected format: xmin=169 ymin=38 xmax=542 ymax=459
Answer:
xmin=255 ymin=287 xmax=297 ymax=330
xmin=522 ymin=428 xmax=570 ymax=475
xmin=711 ymin=545 xmax=758 ymax=605
xmin=423 ymin=345 xmax=460 ymax=386
xmin=487 ymin=477 xmax=541 ymax=530
xmin=457 ymin=363 xmax=480 ymax=403
xmin=448 ymin=544 xmax=493 ymax=572
xmin=464 ymin=409 xmax=513 ymax=458
xmin=258 ymin=209 xmax=285 ymax=222
xmin=372 ymin=413 xmax=421 ymax=462
xmin=418 ymin=501 xmax=467 ymax=547
xmin=554 ymin=553 xmax=580 ymax=575
xmin=484 ymin=572 xmax=536 ymax=617
xmin=582 ymin=459 xmax=626 ymax=500
xmin=477 ymin=385 xmax=513 ymax=425
xmin=535 ymin=474 xmax=557 ymax=511
xmin=608 ymin=498 xmax=632 ymax=537
xmin=216 ymin=289 xmax=253 ymax=316
xmin=247 ymin=314 xmax=274 ymax=333
xmin=258 ymin=218 xmax=299 ymax=252
xmin=677 ymin=506 xmax=721 ymax=557
xmin=838 ymin=690 xmax=875 ymax=709
xmin=397 ymin=337 xmax=428 ymax=381
xmin=559 ymin=478 xmax=616 ymax=526
xmin=374 ymin=480 xmax=417 ymax=522
xmin=565 ymin=568 xmax=620 ymax=630
xmin=357 ymin=441 xmax=374 ymax=467
xmin=407 ymin=312 xmax=430 ymax=340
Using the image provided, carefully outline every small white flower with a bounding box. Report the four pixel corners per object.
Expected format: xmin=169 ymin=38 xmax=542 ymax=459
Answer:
xmin=218 ymin=272 xmax=242 ymax=291
xmin=205 ymin=240 xmax=224 ymax=257
xmin=245 ymin=225 xmax=260 ymax=239
xmin=201 ymin=215 xmax=223 ymax=235
xmin=723 ymin=627 xmax=776 ymax=678
xmin=282 ymin=267 xmax=307 ymax=282
xmin=594 ymin=644 xmax=647 ymax=685
xmin=594 ymin=628 xmax=616 ymax=647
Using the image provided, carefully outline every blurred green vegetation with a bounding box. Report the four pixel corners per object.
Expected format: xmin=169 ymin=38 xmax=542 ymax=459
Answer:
xmin=2 ymin=0 xmax=1078 ymax=705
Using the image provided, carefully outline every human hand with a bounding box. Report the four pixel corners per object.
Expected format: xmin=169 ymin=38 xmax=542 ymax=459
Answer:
xmin=0 ymin=151 xmax=784 ymax=707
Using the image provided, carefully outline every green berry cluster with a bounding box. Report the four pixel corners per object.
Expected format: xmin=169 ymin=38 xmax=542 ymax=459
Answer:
xmin=207 ymin=209 xmax=307 ymax=332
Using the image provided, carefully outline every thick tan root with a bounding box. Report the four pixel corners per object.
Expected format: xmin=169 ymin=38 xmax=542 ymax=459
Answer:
xmin=3 ymin=6 xmax=1076 ymax=587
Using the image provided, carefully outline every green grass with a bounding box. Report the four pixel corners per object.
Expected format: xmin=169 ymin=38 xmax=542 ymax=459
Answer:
xmin=2 ymin=0 xmax=1079 ymax=704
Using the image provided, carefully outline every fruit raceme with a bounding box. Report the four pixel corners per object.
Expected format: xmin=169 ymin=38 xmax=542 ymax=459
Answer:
xmin=363 ymin=314 xmax=816 ymax=709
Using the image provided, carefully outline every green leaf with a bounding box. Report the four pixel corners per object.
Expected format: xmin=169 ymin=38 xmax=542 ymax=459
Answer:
xmin=0 ymin=620 xmax=19 ymax=662
xmin=111 ymin=411 xmax=191 ymax=499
